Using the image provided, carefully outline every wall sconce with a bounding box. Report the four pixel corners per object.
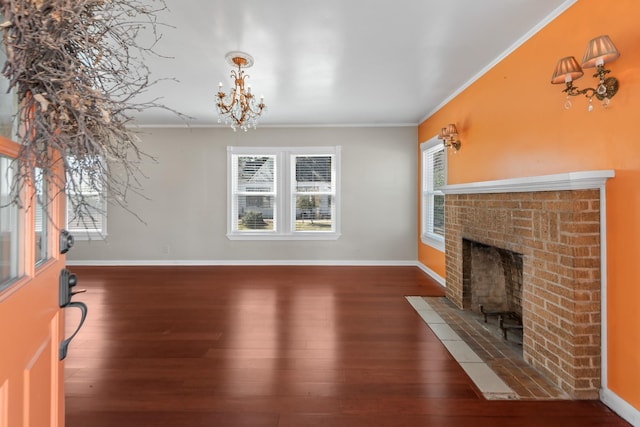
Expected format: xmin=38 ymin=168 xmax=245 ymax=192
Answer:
xmin=551 ymin=35 xmax=620 ymax=111
xmin=438 ymin=124 xmax=461 ymax=151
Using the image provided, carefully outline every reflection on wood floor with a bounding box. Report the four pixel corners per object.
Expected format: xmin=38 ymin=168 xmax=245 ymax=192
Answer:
xmin=64 ymin=266 xmax=629 ymax=427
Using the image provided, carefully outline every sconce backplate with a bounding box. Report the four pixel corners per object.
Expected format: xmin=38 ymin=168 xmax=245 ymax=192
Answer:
xmin=595 ymin=77 xmax=619 ymax=100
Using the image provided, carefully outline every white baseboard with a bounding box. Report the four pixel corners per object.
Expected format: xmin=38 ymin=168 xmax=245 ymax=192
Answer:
xmin=416 ymin=262 xmax=446 ymax=287
xmin=65 ymin=259 xmax=450 ymax=290
xmin=66 ymin=259 xmax=449 ymax=287
xmin=601 ymin=388 xmax=640 ymax=426
xmin=65 ymin=259 xmax=420 ymax=267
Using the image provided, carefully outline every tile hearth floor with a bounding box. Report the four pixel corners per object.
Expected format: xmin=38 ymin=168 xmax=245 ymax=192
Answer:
xmin=407 ymin=296 xmax=569 ymax=400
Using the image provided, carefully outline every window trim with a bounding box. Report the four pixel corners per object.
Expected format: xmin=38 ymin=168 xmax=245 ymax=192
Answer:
xmin=227 ymin=146 xmax=341 ymax=241
xmin=420 ymin=137 xmax=446 ymax=252
xmin=0 ymin=153 xmax=21 ymax=291
xmin=34 ymin=167 xmax=49 ymax=266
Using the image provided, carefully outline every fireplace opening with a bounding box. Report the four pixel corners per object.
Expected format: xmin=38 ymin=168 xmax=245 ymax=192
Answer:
xmin=462 ymin=239 xmax=524 ymax=347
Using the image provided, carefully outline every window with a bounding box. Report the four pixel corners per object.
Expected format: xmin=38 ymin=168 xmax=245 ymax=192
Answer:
xmin=228 ymin=146 xmax=340 ymax=240
xmin=293 ymin=155 xmax=335 ymax=232
xmin=421 ymin=138 xmax=446 ymax=251
xmin=0 ymin=154 xmax=20 ymax=290
xmin=66 ymin=156 xmax=107 ymax=239
xmin=34 ymin=167 xmax=48 ymax=265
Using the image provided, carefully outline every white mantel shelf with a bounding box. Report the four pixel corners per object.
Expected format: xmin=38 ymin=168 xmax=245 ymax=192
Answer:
xmin=441 ymin=170 xmax=615 ymax=195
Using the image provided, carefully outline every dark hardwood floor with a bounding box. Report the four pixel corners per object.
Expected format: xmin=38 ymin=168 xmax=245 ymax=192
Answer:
xmin=64 ymin=266 xmax=629 ymax=426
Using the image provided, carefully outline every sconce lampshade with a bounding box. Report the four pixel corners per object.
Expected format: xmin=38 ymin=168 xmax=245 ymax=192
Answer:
xmin=581 ymin=35 xmax=619 ymax=69
xmin=551 ymin=56 xmax=584 ymax=84
xmin=438 ymin=123 xmax=462 ymax=151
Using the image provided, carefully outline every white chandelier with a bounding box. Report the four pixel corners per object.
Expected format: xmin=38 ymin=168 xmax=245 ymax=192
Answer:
xmin=216 ymin=51 xmax=266 ymax=131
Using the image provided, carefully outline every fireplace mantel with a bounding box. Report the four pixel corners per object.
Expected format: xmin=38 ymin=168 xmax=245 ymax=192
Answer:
xmin=442 ymin=170 xmax=614 ymax=195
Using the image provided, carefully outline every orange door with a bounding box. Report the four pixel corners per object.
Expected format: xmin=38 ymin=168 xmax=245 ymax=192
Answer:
xmin=0 ymin=137 xmax=67 ymax=427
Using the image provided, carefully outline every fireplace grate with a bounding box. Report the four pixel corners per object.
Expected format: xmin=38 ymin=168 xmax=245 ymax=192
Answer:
xmin=480 ymin=305 xmax=523 ymax=341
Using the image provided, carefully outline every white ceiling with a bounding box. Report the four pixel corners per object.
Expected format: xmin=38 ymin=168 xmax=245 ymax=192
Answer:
xmin=132 ymin=0 xmax=572 ymax=127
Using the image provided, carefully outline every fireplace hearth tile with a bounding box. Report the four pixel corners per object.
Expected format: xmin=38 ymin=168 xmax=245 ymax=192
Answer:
xmin=418 ymin=310 xmax=446 ymax=324
xmin=406 ymin=295 xmax=433 ymax=312
xmin=441 ymin=340 xmax=483 ymax=363
xmin=459 ymin=362 xmax=516 ymax=399
xmin=427 ymin=323 xmax=460 ymax=340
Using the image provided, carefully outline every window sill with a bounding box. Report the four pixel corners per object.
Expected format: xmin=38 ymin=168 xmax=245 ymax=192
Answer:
xmin=227 ymin=232 xmax=341 ymax=241
xmin=421 ymin=234 xmax=445 ymax=252
xmin=68 ymin=231 xmax=108 ymax=241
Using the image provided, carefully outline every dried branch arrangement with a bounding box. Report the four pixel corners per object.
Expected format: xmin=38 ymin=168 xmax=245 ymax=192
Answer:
xmin=0 ymin=0 xmax=175 ymax=230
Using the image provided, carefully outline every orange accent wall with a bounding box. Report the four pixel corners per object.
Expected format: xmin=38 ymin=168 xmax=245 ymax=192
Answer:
xmin=418 ymin=0 xmax=640 ymax=410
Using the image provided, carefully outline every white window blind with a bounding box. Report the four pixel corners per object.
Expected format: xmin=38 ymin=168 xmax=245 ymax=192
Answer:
xmin=231 ymin=155 xmax=277 ymax=232
xmin=421 ymin=140 xmax=446 ymax=251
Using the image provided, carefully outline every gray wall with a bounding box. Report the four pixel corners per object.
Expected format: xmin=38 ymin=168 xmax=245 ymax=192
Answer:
xmin=68 ymin=126 xmax=418 ymax=264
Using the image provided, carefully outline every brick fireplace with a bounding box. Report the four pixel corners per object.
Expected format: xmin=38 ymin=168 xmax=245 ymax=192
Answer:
xmin=442 ymin=171 xmax=613 ymax=399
